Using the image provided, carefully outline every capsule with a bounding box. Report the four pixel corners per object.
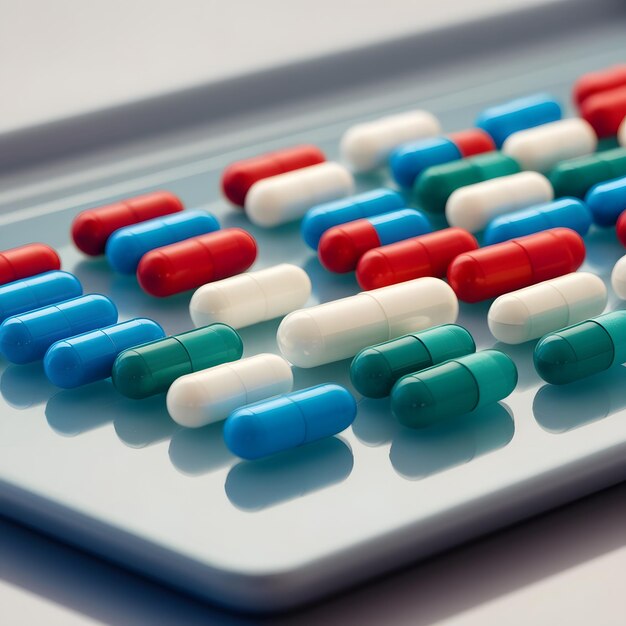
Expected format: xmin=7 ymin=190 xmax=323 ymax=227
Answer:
xmin=137 ymin=228 xmax=257 ymax=297
xmin=224 ymin=384 xmax=356 ymax=460
xmin=0 ymin=243 xmax=60 ymax=285
xmin=105 ymin=209 xmax=220 ymax=274
xmin=389 ymin=129 xmax=495 ymax=188
xmin=391 ymin=350 xmax=517 ymax=428
xmin=475 ymin=94 xmax=562 ymax=148
xmin=502 ymin=118 xmax=597 ymax=172
xmin=620 ymin=117 xmax=626 ymax=147
xmin=549 ymin=147 xmax=626 ymax=198
xmin=415 ymin=152 xmax=520 ymax=213
xmin=301 ymin=188 xmax=404 ymax=249
xmin=167 ymin=353 xmax=293 ymax=428
xmin=340 ymin=110 xmax=441 ymax=172
xmin=612 ymin=255 xmax=626 ymax=299
xmin=277 ymin=277 xmax=458 ymax=368
xmin=221 ymin=145 xmax=325 ymax=207
xmin=446 ymin=171 xmax=554 ymax=233
xmin=617 ymin=212 xmax=626 ymax=248
xmin=245 ymin=162 xmax=354 ymax=227
xmin=71 ymin=191 xmax=184 ymax=256
xmin=0 ymin=271 xmax=82 ymax=324
xmin=356 ymin=227 xmax=478 ymax=290
xmin=585 ymin=176 xmax=626 ymax=227
xmin=534 ymin=311 xmax=626 ymax=385
xmin=483 ymin=198 xmax=592 ymax=245
xmin=112 ymin=324 xmax=243 ymax=399
xmin=580 ymin=86 xmax=626 ymax=139
xmin=44 ymin=319 xmax=164 ymax=389
xmin=448 ymin=228 xmax=585 ymax=303
xmin=573 ymin=65 xmax=626 ymax=108
xmin=190 ymin=264 xmax=310 ymax=329
xmin=488 ymin=273 xmax=607 ymax=345
xmin=0 ymin=295 xmax=117 ymax=364
xmin=318 ymin=209 xmax=432 ymax=273
xmin=350 ymin=324 xmax=475 ymax=398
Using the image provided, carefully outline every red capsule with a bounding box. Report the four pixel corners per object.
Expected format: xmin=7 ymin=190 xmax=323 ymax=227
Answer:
xmin=573 ymin=65 xmax=626 ymax=108
xmin=447 ymin=128 xmax=496 ymax=158
xmin=0 ymin=243 xmax=61 ymax=285
xmin=137 ymin=228 xmax=257 ymax=297
xmin=356 ymin=228 xmax=478 ymax=290
xmin=447 ymin=228 xmax=585 ymax=303
xmin=221 ymin=145 xmax=326 ymax=207
xmin=616 ymin=211 xmax=626 ymax=248
xmin=581 ymin=86 xmax=626 ymax=139
xmin=72 ymin=191 xmax=184 ymax=256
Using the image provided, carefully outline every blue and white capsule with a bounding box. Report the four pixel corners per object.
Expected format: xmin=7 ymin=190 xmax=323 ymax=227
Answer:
xmin=585 ymin=176 xmax=626 ymax=226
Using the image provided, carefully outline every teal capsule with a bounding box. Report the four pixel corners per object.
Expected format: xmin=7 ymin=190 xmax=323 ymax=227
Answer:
xmin=391 ymin=350 xmax=517 ymax=428
xmin=350 ymin=324 xmax=475 ymax=398
xmin=534 ymin=311 xmax=626 ymax=385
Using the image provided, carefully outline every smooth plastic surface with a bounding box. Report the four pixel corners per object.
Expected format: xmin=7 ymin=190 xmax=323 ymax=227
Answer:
xmin=0 ymin=243 xmax=60 ymax=285
xmin=224 ymin=384 xmax=356 ymax=460
xmin=448 ymin=228 xmax=585 ymax=303
xmin=581 ymin=85 xmax=626 ymax=138
xmin=112 ymin=323 xmax=243 ymax=399
xmin=611 ymin=254 xmax=626 ymax=299
xmin=620 ymin=117 xmax=626 ymax=146
xmin=585 ymin=176 xmax=626 ymax=226
xmin=573 ymin=64 xmax=626 ymax=108
xmin=350 ymin=324 xmax=475 ymax=398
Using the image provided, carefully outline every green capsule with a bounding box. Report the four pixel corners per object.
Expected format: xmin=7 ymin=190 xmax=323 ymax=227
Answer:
xmin=534 ymin=310 xmax=626 ymax=385
xmin=391 ymin=350 xmax=517 ymax=428
xmin=415 ymin=152 xmax=520 ymax=213
xmin=112 ymin=323 xmax=243 ymax=399
xmin=350 ymin=324 xmax=475 ymax=398
xmin=549 ymin=147 xmax=626 ymax=199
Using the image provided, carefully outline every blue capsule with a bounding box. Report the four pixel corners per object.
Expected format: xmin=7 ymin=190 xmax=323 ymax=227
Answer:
xmin=0 ymin=295 xmax=118 ymax=364
xmin=476 ymin=94 xmax=562 ymax=148
xmin=224 ymin=383 xmax=357 ymax=460
xmin=483 ymin=198 xmax=592 ymax=245
xmin=369 ymin=209 xmax=432 ymax=245
xmin=106 ymin=209 xmax=220 ymax=274
xmin=0 ymin=271 xmax=82 ymax=324
xmin=44 ymin=318 xmax=164 ymax=388
xmin=585 ymin=176 xmax=626 ymax=227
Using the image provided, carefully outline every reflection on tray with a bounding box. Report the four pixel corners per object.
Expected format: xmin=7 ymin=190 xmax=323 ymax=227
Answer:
xmin=1 ymin=362 xmax=58 ymax=409
xmin=582 ymin=227 xmax=624 ymax=277
xmin=352 ymin=396 xmax=398 ymax=447
xmin=303 ymin=256 xmax=359 ymax=304
xmin=456 ymin=299 xmax=493 ymax=348
xmin=225 ymin=437 xmax=353 ymax=511
xmin=493 ymin=341 xmax=541 ymax=391
xmin=292 ymin=357 xmax=356 ymax=393
xmin=390 ymin=403 xmax=515 ymax=480
xmin=533 ymin=365 xmax=626 ymax=433
xmin=113 ymin=395 xmax=177 ymax=448
xmin=237 ymin=317 xmax=282 ymax=357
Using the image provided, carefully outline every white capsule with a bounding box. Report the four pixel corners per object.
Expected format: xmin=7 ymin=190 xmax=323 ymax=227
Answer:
xmin=488 ymin=272 xmax=607 ymax=344
xmin=340 ymin=110 xmax=441 ymax=173
xmin=277 ymin=277 xmax=458 ymax=368
xmin=190 ymin=264 xmax=311 ymax=329
xmin=619 ymin=117 xmax=626 ymax=147
xmin=245 ymin=162 xmax=354 ymax=227
xmin=446 ymin=171 xmax=554 ymax=233
xmin=502 ymin=118 xmax=597 ymax=172
xmin=611 ymin=254 xmax=626 ymax=299
xmin=167 ymin=353 xmax=293 ymax=428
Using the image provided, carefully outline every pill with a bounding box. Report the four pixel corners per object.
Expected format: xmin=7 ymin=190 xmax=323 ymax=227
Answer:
xmin=318 ymin=209 xmax=432 ymax=273
xmin=356 ymin=227 xmax=478 ymax=290
xmin=71 ymin=191 xmax=184 ymax=256
xmin=277 ymin=277 xmax=458 ymax=368
xmin=448 ymin=228 xmax=585 ymax=303
xmin=112 ymin=323 xmax=243 ymax=399
xmin=389 ymin=129 xmax=495 ymax=188
xmin=482 ymin=198 xmax=592 ymax=245
xmin=585 ymin=176 xmax=626 ymax=226
xmin=350 ymin=324 xmax=475 ymax=398
xmin=167 ymin=353 xmax=293 ymax=428
xmin=137 ymin=228 xmax=257 ymax=297
xmin=415 ymin=152 xmax=520 ymax=213
xmin=190 ymin=264 xmax=310 ymax=329
xmin=0 ymin=294 xmax=117 ymax=364
xmin=44 ymin=318 xmax=164 ymax=389
xmin=340 ymin=110 xmax=441 ymax=172
xmin=391 ymin=350 xmax=517 ymax=428
xmin=612 ymin=255 xmax=626 ymax=298
xmin=446 ymin=171 xmax=553 ymax=233
xmin=105 ymin=209 xmax=220 ymax=274
xmin=620 ymin=118 xmax=626 ymax=146
xmin=534 ymin=310 xmax=626 ymax=385
xmin=488 ymin=273 xmax=607 ymax=345
xmin=221 ymin=145 xmax=325 ymax=207
xmin=475 ymin=94 xmax=562 ymax=148
xmin=301 ymin=188 xmax=404 ymax=249
xmin=573 ymin=65 xmax=626 ymax=108
xmin=502 ymin=118 xmax=597 ymax=172
xmin=245 ymin=162 xmax=354 ymax=227
xmin=549 ymin=147 xmax=626 ymax=198
xmin=580 ymin=86 xmax=626 ymax=139
xmin=617 ymin=212 xmax=626 ymax=247
xmin=0 ymin=243 xmax=60 ymax=285
xmin=224 ymin=383 xmax=356 ymax=460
